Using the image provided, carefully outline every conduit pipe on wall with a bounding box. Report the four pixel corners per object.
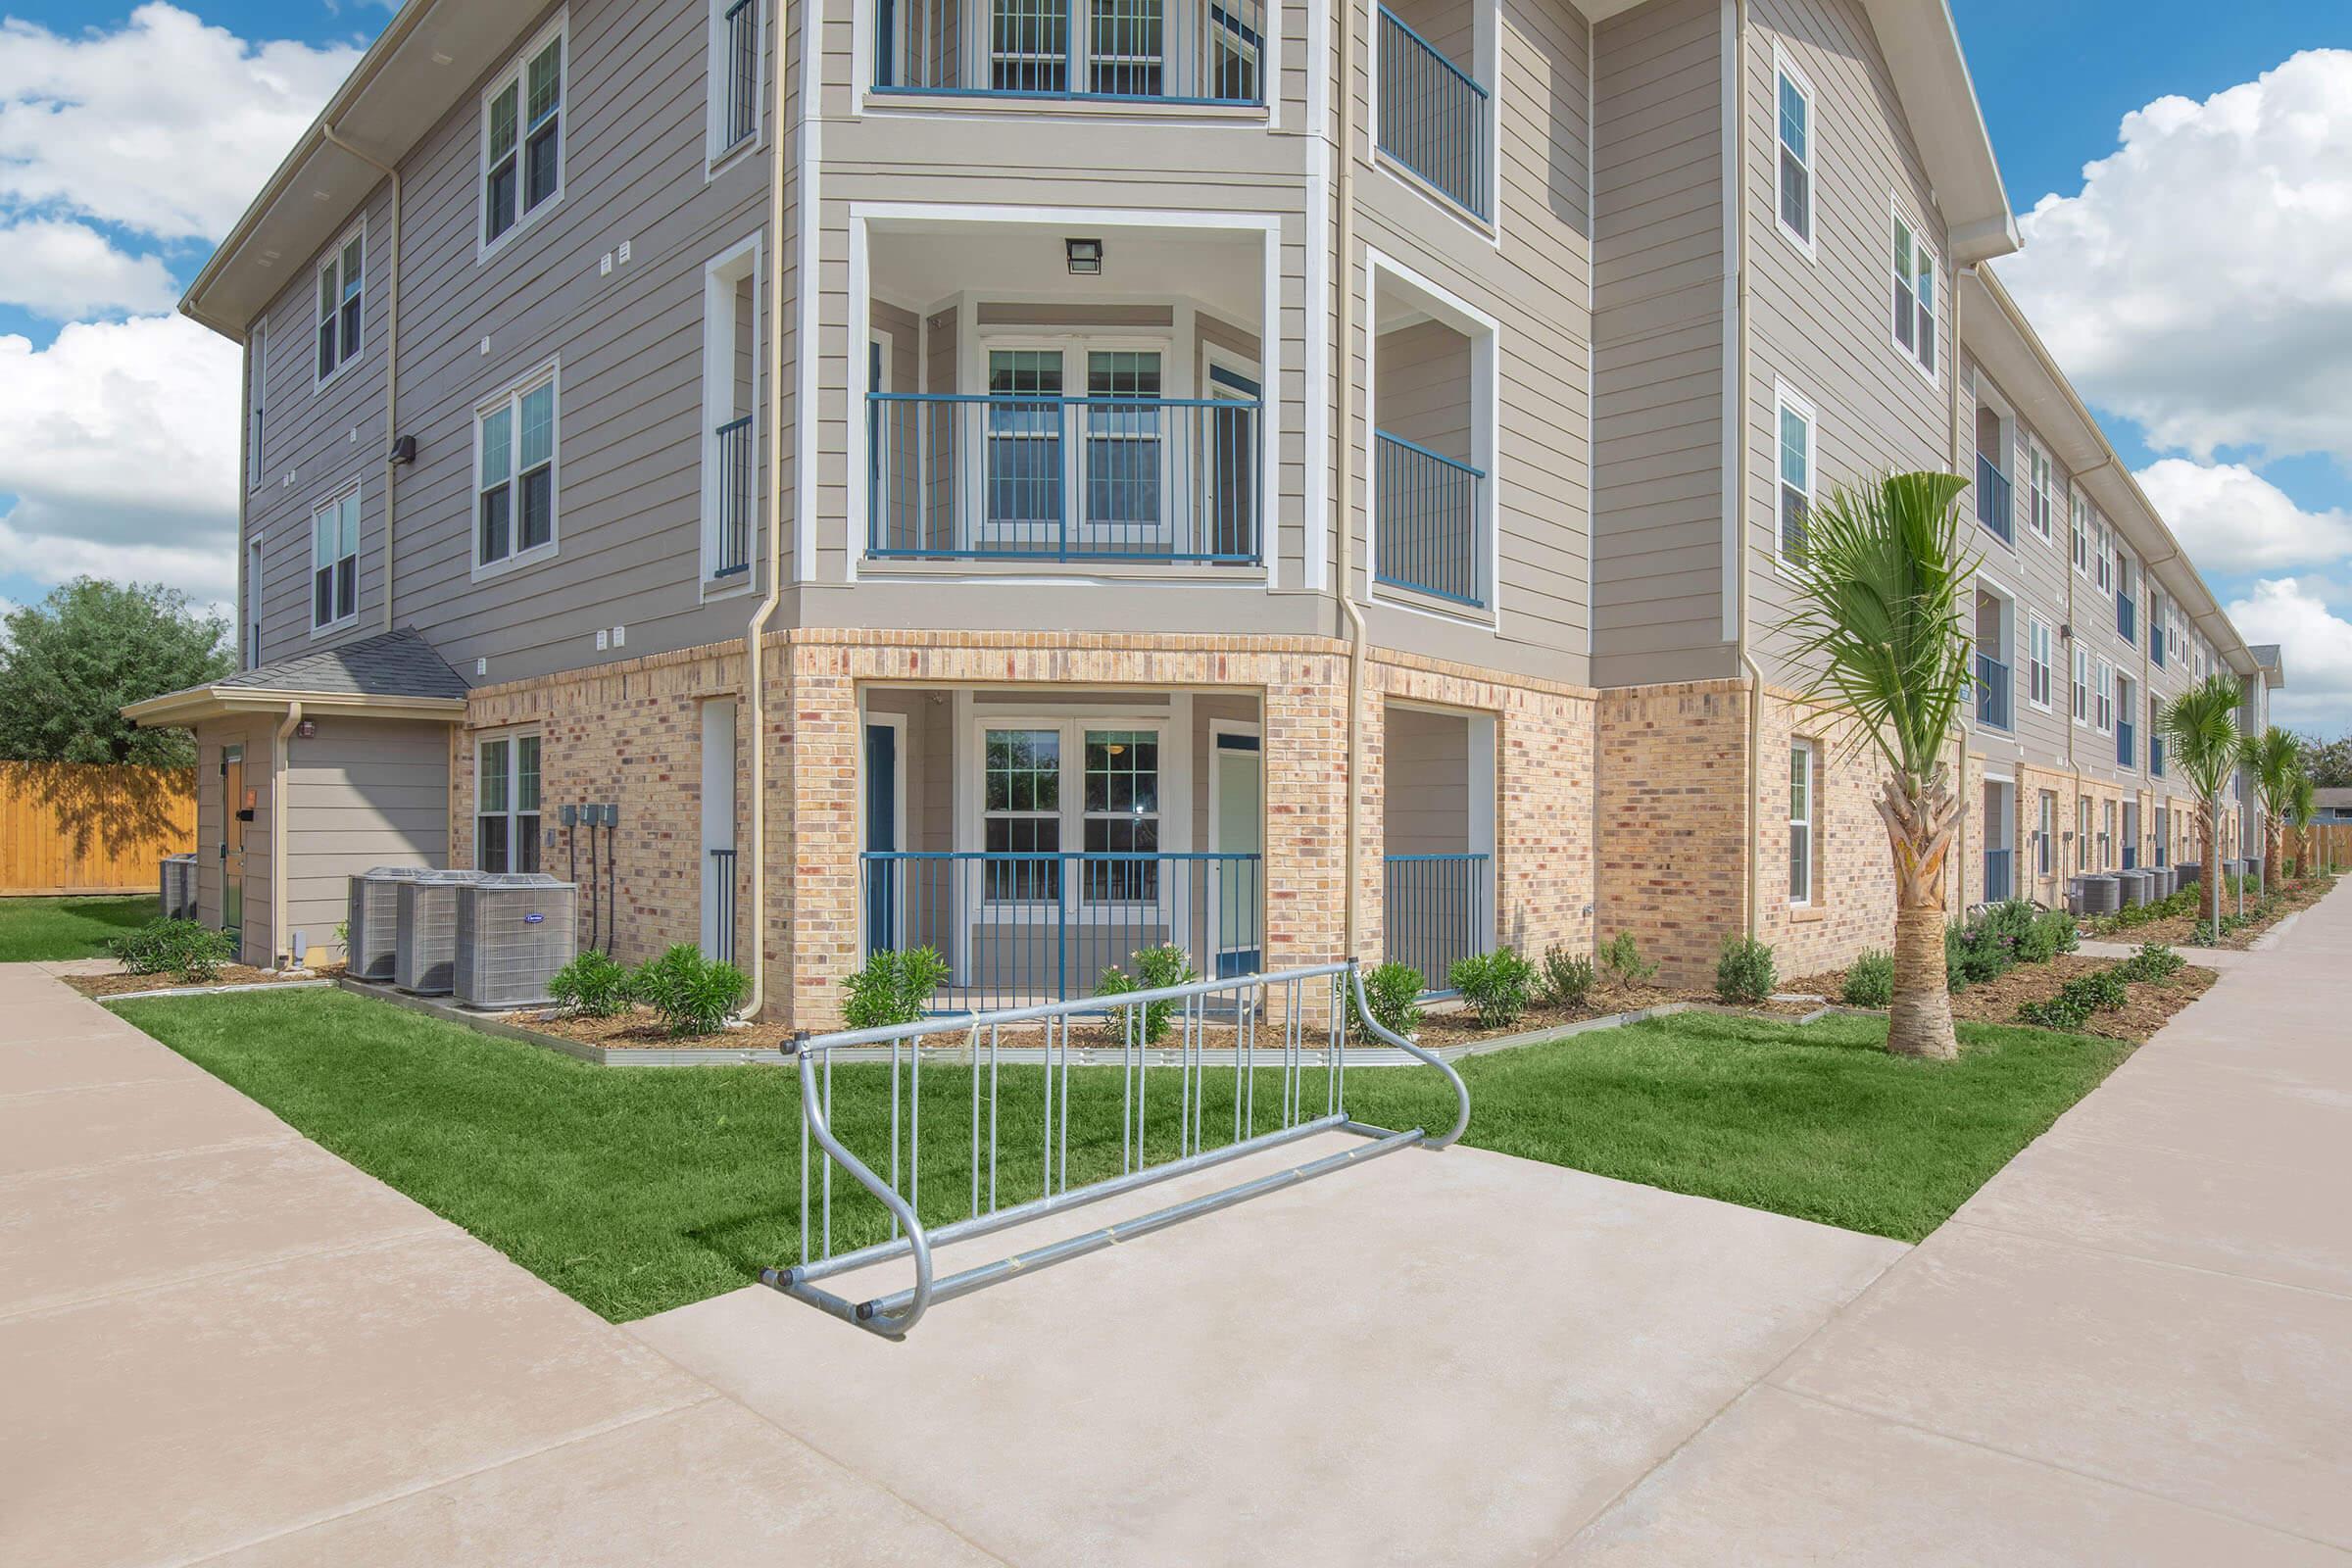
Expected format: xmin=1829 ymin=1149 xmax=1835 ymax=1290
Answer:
xmin=1727 ymin=0 xmax=1765 ymax=943
xmin=2065 ymin=454 xmax=2118 ymax=874
xmin=272 ymin=700 xmax=304 ymax=968
xmin=1949 ymin=270 xmax=1969 ymax=908
xmin=739 ymin=0 xmax=796 ymax=1020
xmin=1335 ymin=0 xmax=1370 ymax=958
xmin=321 ymin=124 xmax=401 ymax=634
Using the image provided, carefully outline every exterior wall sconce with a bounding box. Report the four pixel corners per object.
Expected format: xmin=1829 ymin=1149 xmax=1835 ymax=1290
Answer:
xmin=1065 ymin=237 xmax=1103 ymax=276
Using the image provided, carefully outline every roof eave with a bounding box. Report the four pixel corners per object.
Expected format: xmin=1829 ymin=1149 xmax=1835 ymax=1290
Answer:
xmin=122 ymin=687 xmax=468 ymax=729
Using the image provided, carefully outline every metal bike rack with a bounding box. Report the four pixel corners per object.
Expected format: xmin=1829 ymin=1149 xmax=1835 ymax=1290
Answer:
xmin=761 ymin=960 xmax=1469 ymax=1340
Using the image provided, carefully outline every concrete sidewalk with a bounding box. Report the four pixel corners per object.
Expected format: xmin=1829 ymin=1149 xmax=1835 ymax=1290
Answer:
xmin=1556 ymin=879 xmax=2352 ymax=1564
xmin=0 ymin=963 xmax=996 ymax=1568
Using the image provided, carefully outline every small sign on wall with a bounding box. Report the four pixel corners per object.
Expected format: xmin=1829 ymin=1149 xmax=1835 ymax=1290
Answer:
xmin=243 ymin=787 xmax=258 ymax=810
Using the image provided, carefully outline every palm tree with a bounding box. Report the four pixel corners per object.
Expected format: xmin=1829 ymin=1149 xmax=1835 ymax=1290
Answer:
xmin=1780 ymin=470 xmax=1975 ymax=1060
xmin=2241 ymin=726 xmax=2301 ymax=896
xmin=2285 ymin=770 xmax=2318 ymax=877
xmin=2160 ymin=674 xmax=2244 ymax=934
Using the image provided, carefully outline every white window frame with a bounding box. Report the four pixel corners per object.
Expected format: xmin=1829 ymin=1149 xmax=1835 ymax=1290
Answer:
xmin=2072 ymin=644 xmax=2089 ymax=726
xmin=2027 ymin=615 xmax=2053 ymax=711
xmin=2093 ymin=516 xmax=2113 ymax=596
xmin=246 ymin=533 xmax=266 ymax=667
xmin=247 ymin=324 xmax=268 ymax=491
xmin=1788 ymin=737 xmax=1817 ymax=907
xmin=707 ymin=0 xmax=767 ymax=172
xmin=478 ymin=13 xmax=568 ymax=263
xmin=966 ymin=712 xmax=1174 ymax=919
xmin=1888 ymin=198 xmax=1937 ymax=383
xmin=473 ymin=731 xmax=544 ymax=874
xmin=309 ymin=482 xmax=362 ymax=635
xmin=701 ymin=234 xmax=763 ymax=590
xmin=2072 ymin=489 xmax=2093 ymax=579
xmin=2027 ymin=439 xmax=2053 ymax=540
xmin=471 ymin=358 xmax=562 ymax=581
xmin=2095 ymin=659 xmax=2114 ymax=735
xmin=1772 ymin=45 xmax=1816 ymax=259
xmin=968 ymin=332 xmax=1180 ymax=554
xmin=1772 ymin=380 xmax=1816 ymax=570
xmin=2037 ymin=790 xmax=2055 ymax=877
xmin=313 ymin=218 xmax=365 ymax=391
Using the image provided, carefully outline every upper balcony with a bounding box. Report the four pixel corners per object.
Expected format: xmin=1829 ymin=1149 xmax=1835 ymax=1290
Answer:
xmin=1375 ymin=2 xmax=1492 ymax=220
xmin=1974 ymin=450 xmax=2012 ymax=546
xmin=872 ymin=0 xmax=1268 ymax=106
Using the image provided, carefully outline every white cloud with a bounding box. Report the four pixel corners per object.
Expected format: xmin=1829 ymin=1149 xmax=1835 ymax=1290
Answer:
xmin=2135 ymin=460 xmax=2352 ymax=574
xmin=2227 ymin=578 xmax=2352 ymax=730
xmin=0 ymin=3 xmax=360 ymax=243
xmin=0 ymin=313 xmax=240 ymax=604
xmin=0 ymin=218 xmax=179 ymax=317
xmin=2002 ymin=49 xmax=2352 ymax=466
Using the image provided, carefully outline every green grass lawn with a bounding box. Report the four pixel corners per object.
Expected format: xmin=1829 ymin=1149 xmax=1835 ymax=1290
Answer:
xmin=111 ymin=990 xmax=2131 ymax=1322
xmin=0 ymin=895 xmax=157 ymax=962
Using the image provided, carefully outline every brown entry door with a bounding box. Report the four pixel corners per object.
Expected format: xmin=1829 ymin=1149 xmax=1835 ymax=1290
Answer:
xmin=221 ymin=746 xmax=246 ymax=946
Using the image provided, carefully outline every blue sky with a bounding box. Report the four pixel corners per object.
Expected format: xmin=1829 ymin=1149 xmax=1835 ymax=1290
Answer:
xmin=4 ymin=1 xmax=2350 ymax=728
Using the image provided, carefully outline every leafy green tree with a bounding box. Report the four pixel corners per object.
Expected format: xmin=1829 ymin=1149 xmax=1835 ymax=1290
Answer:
xmin=0 ymin=579 xmax=229 ymax=767
xmin=2160 ymin=674 xmax=2245 ymax=935
xmin=1778 ymin=470 xmax=1975 ymax=1060
xmin=2294 ymin=730 xmax=2352 ymax=789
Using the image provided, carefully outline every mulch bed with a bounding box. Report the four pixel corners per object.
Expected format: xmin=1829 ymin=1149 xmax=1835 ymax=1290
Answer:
xmin=514 ymin=1004 xmax=788 ymax=1052
xmin=2082 ymin=874 xmax=2335 ymax=951
xmin=1788 ymin=954 xmax=2217 ymax=1045
xmin=69 ymin=964 xmax=344 ymax=1000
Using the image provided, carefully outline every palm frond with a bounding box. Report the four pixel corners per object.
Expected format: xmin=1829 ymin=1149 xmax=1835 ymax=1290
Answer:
xmin=2159 ymin=675 xmax=2244 ymax=800
xmin=1775 ymin=470 xmax=1976 ymax=784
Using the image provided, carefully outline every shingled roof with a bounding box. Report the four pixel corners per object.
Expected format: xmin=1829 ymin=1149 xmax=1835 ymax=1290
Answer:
xmin=213 ymin=628 xmax=470 ymax=701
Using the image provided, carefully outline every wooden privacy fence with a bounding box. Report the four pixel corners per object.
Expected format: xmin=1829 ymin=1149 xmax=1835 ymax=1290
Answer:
xmin=2290 ymin=822 xmax=2352 ymax=875
xmin=0 ymin=762 xmax=196 ymax=898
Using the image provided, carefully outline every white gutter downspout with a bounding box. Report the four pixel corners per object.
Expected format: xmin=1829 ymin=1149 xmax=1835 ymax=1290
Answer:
xmin=1950 ymin=270 xmax=1968 ymax=909
xmin=1335 ymin=0 xmax=1370 ymax=958
xmin=2068 ymin=455 xmax=2117 ymax=878
xmin=1727 ymin=0 xmax=1764 ymax=942
xmin=321 ymin=125 xmax=400 ymax=634
xmin=272 ymin=701 xmax=304 ymax=968
xmin=739 ymin=1 xmax=796 ymax=1020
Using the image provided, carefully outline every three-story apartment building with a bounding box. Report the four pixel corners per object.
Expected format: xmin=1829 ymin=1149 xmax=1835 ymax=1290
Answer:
xmin=131 ymin=0 xmax=2276 ymax=1013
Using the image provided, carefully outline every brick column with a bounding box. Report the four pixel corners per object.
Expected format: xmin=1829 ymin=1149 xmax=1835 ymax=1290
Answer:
xmin=784 ymin=637 xmax=858 ymax=1030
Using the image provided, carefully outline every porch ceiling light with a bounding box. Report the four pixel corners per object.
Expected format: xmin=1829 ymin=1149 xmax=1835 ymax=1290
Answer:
xmin=1065 ymin=237 xmax=1103 ymax=276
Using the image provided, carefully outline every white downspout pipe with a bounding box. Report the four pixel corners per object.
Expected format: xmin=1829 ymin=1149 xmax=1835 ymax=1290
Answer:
xmin=1335 ymin=0 xmax=1370 ymax=958
xmin=272 ymin=701 xmax=304 ymax=968
xmin=1728 ymin=0 xmax=1764 ymax=942
xmin=321 ymin=124 xmax=400 ymax=635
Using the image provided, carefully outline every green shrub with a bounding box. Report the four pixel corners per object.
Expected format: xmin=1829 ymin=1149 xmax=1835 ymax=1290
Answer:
xmin=548 ymin=949 xmax=632 ymax=1017
xmin=1097 ymin=944 xmax=1200 ymax=1046
xmin=1715 ymin=936 xmax=1777 ymax=1004
xmin=1448 ymin=947 xmax=1536 ymax=1030
xmin=2115 ymin=942 xmax=2184 ymax=984
xmin=2016 ymin=993 xmax=2092 ymax=1030
xmin=1841 ymin=949 xmax=1894 ymax=1007
xmin=108 ymin=918 xmax=236 ymax=984
xmin=1944 ymin=924 xmax=1971 ymax=993
xmin=629 ymin=944 xmax=749 ymax=1037
xmin=1348 ymin=960 xmax=1425 ymax=1041
xmin=2071 ymin=967 xmax=2129 ymax=1010
xmin=840 ymin=947 xmax=952 ymax=1030
xmin=1597 ymin=930 xmax=1657 ymax=988
xmin=2021 ymin=965 xmax=2132 ymax=1031
xmin=1538 ymin=946 xmax=1597 ymax=1008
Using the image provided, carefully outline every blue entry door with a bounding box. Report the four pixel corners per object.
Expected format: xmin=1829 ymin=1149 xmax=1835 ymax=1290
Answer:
xmin=865 ymin=722 xmax=899 ymax=955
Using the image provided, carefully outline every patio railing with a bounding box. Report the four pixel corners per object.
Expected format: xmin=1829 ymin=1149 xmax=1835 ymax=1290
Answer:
xmin=2117 ymin=718 xmax=2135 ymax=770
xmin=711 ymin=415 xmax=754 ymax=577
xmin=1377 ymin=6 xmax=1490 ymax=218
xmin=709 ymin=847 xmax=738 ymax=961
xmin=861 ymin=850 xmax=1262 ymax=1011
xmin=866 ymin=393 xmax=1260 ymax=564
xmin=1975 ymin=453 xmax=2013 ymax=544
xmin=1375 ymin=431 xmax=1484 ymax=607
xmin=1974 ymin=651 xmax=2012 ymax=733
xmin=717 ymin=0 xmax=760 ymax=151
xmin=872 ymin=0 xmax=1266 ymax=104
xmin=2116 ymin=591 xmax=2136 ymax=644
xmin=1984 ymin=847 xmax=2013 ymax=904
xmin=1382 ymin=852 xmax=1489 ymax=996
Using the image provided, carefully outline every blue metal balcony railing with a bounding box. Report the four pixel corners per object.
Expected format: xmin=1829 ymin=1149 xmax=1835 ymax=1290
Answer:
xmin=1975 ymin=651 xmax=2012 ymax=732
xmin=2152 ymin=734 xmax=2166 ymax=777
xmin=860 ymin=851 xmax=1262 ymax=1012
xmin=1375 ymin=431 xmax=1484 ymax=608
xmin=717 ymin=0 xmax=759 ymax=150
xmin=1383 ymin=853 xmax=1490 ymax=998
xmin=872 ymin=0 xmax=1265 ymax=104
xmin=711 ymin=415 xmax=755 ymax=577
xmin=1984 ymin=847 xmax=2013 ymax=905
xmin=2116 ymin=592 xmax=2136 ymax=644
xmin=1975 ymin=453 xmax=2013 ymax=545
xmin=2151 ymin=619 xmax=2166 ymax=666
xmin=1377 ymin=7 xmax=1491 ymax=219
xmin=867 ymin=392 xmax=1260 ymax=564
xmin=2118 ymin=719 xmax=2135 ymax=770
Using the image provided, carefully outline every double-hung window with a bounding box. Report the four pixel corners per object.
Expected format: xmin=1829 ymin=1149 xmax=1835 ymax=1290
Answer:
xmin=476 ymin=365 xmax=559 ymax=571
xmin=2072 ymin=490 xmax=2092 ymax=577
xmin=1775 ymin=383 xmax=1814 ymax=564
xmin=316 ymin=225 xmax=363 ymax=384
xmin=983 ymin=728 xmax=1062 ymax=902
xmin=1890 ymin=206 xmax=1936 ymax=379
xmin=1788 ymin=739 xmax=1817 ymax=906
xmin=248 ymin=326 xmax=268 ymax=487
xmin=2094 ymin=518 xmax=2113 ymax=595
xmin=2072 ymin=646 xmax=2089 ymax=725
xmin=2028 ymin=617 xmax=2053 ymax=710
xmin=2028 ymin=443 xmax=2052 ymax=539
xmin=2037 ymin=791 xmax=2055 ymax=877
xmin=1082 ymin=730 xmax=1161 ymax=903
xmin=475 ymin=734 xmax=543 ymax=874
xmin=979 ymin=721 xmax=1166 ymax=907
xmin=2095 ymin=660 xmax=2114 ymax=734
xmin=1775 ymin=54 xmax=1813 ymax=252
xmin=311 ymin=487 xmax=360 ymax=630
xmin=482 ymin=21 xmax=565 ymax=252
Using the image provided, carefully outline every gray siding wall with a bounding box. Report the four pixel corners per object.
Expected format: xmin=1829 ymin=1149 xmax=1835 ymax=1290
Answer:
xmin=1383 ymin=704 xmax=1472 ymax=854
xmin=281 ymin=718 xmax=451 ymax=959
xmin=1589 ymin=0 xmax=1727 ymax=686
xmin=1375 ymin=319 xmax=1474 ymax=465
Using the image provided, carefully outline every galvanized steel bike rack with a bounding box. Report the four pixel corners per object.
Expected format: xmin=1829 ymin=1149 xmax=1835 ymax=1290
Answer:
xmin=761 ymin=960 xmax=1469 ymax=1340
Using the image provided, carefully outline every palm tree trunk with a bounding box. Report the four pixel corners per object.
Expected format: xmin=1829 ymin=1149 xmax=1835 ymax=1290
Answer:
xmin=2202 ymin=797 xmax=2221 ymax=935
xmin=1878 ymin=769 xmax=1961 ymax=1060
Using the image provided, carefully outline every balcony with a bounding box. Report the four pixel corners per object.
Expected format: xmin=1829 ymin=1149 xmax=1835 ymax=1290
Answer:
xmin=2152 ymin=734 xmax=2166 ymax=777
xmin=867 ymin=392 xmax=1260 ymax=564
xmin=711 ymin=415 xmax=753 ymax=577
xmin=1376 ymin=6 xmax=1491 ymax=219
xmin=1383 ymin=853 xmax=1490 ymax=997
xmin=2118 ymin=719 xmax=2136 ymax=770
xmin=1975 ymin=453 xmax=2013 ymax=544
xmin=1374 ymin=432 xmax=1485 ymax=607
xmin=1984 ymin=847 xmax=2013 ymax=904
xmin=2116 ymin=592 xmax=2136 ymax=644
xmin=1974 ymin=651 xmax=2012 ymax=733
xmin=871 ymin=0 xmax=1266 ymax=104
xmin=716 ymin=0 xmax=759 ymax=151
